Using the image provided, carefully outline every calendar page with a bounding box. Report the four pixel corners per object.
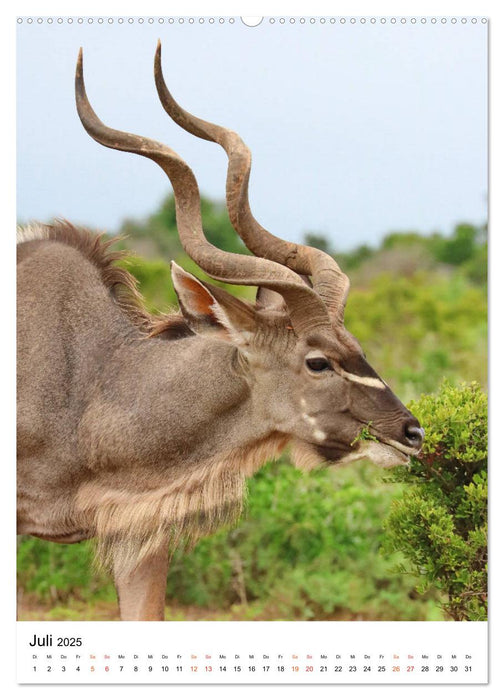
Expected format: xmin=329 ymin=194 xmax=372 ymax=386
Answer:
xmin=15 ymin=11 xmax=488 ymax=687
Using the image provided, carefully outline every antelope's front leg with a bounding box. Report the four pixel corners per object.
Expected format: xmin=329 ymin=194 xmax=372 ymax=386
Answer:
xmin=113 ymin=547 xmax=170 ymax=621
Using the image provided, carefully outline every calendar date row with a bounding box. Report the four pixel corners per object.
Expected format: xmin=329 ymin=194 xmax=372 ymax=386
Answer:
xmin=32 ymin=663 xmax=474 ymax=674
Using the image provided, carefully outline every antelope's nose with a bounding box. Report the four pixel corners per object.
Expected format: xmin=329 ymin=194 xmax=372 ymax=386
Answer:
xmin=403 ymin=420 xmax=425 ymax=449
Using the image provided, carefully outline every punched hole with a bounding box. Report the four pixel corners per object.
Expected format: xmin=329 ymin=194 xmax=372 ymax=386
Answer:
xmin=241 ymin=16 xmax=263 ymax=27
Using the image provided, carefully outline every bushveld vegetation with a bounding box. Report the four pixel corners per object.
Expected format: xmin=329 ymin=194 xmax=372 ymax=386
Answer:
xmin=383 ymin=381 xmax=487 ymax=621
xmin=17 ymin=196 xmax=487 ymax=621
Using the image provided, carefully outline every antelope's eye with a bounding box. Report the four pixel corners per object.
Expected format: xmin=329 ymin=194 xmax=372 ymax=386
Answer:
xmin=306 ymin=357 xmax=332 ymax=372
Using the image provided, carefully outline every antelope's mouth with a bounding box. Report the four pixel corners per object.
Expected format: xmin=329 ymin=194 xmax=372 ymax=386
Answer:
xmin=379 ymin=436 xmax=421 ymax=457
xmin=371 ymin=440 xmax=412 ymax=466
xmin=314 ymin=433 xmax=421 ymax=468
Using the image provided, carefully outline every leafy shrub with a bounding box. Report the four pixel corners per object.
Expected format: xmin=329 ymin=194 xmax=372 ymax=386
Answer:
xmin=382 ymin=381 xmax=487 ymax=620
xmin=164 ymin=461 xmax=442 ymax=620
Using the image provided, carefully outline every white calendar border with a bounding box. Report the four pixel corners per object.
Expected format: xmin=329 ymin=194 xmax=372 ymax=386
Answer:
xmin=5 ymin=0 xmax=502 ymax=697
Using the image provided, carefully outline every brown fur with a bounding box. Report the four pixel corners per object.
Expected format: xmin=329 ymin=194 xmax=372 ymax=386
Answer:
xmin=18 ymin=222 xmax=279 ymax=574
xmin=18 ymin=220 xmax=191 ymax=338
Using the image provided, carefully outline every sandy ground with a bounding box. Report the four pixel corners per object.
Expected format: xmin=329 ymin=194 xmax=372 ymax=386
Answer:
xmin=16 ymin=594 xmax=300 ymax=622
xmin=16 ymin=593 xmax=368 ymax=622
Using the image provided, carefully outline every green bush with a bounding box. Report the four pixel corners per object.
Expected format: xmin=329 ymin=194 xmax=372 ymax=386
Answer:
xmin=382 ymin=381 xmax=487 ymax=620
xmin=164 ymin=461 xmax=442 ymax=620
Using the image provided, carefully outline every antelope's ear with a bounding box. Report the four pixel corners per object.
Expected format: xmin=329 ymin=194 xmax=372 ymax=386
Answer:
xmin=171 ymin=262 xmax=257 ymax=343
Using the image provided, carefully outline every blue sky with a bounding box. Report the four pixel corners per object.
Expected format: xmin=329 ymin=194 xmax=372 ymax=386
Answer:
xmin=17 ymin=16 xmax=487 ymax=251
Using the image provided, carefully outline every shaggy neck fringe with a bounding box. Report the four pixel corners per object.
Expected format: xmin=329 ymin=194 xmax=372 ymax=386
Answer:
xmin=76 ymin=433 xmax=288 ymax=576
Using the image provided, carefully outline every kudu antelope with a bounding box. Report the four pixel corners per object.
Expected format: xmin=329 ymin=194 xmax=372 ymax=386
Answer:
xmin=17 ymin=43 xmax=424 ymax=621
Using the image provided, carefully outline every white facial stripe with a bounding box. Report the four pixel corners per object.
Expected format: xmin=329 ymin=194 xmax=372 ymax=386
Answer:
xmin=340 ymin=369 xmax=386 ymax=390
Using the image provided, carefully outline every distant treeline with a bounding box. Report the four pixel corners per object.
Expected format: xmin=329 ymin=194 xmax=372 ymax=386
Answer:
xmin=116 ymin=193 xmax=487 ymax=287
